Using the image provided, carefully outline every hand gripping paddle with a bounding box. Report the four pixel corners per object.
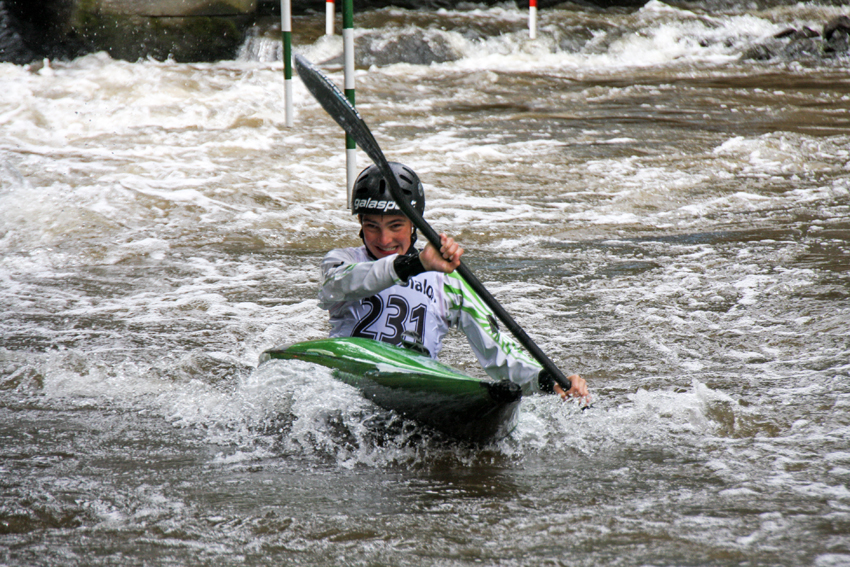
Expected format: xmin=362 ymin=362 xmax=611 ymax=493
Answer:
xmin=294 ymin=54 xmax=573 ymax=393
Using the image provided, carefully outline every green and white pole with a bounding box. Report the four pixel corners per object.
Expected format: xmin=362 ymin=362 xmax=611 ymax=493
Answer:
xmin=343 ymin=0 xmax=356 ymax=208
xmin=325 ymin=0 xmax=334 ymax=35
xmin=281 ymin=0 xmax=293 ymax=127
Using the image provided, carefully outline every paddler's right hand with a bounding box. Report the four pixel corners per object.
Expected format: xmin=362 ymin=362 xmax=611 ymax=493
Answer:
xmin=420 ymin=233 xmax=463 ymax=274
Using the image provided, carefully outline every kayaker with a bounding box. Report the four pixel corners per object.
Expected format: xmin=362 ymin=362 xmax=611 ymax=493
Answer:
xmin=318 ymin=162 xmax=589 ymax=402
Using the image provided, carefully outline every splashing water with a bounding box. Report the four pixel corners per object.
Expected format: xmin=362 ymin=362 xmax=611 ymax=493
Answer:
xmin=2 ymin=2 xmax=849 ymax=566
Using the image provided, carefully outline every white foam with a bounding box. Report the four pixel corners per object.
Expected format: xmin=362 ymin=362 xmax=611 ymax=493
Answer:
xmin=231 ymin=2 xmax=795 ymax=77
xmin=0 ymin=5 xmax=846 ymax=484
xmin=815 ymin=555 xmax=850 ymax=567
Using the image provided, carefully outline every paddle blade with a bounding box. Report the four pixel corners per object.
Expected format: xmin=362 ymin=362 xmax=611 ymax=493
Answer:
xmin=293 ymin=54 xmax=389 ymax=174
xmin=293 ymin=54 xmax=443 ymax=250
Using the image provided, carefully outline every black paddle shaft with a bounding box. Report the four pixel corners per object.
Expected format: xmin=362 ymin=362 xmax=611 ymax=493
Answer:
xmin=294 ymin=54 xmax=572 ymax=393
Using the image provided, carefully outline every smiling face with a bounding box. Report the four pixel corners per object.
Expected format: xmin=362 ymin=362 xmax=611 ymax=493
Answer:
xmin=360 ymin=214 xmax=414 ymax=259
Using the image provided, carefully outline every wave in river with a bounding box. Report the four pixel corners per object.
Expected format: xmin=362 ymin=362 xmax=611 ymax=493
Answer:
xmin=241 ymin=1 xmax=850 ymax=70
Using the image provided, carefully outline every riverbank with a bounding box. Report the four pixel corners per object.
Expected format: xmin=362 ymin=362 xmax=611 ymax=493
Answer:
xmin=1 ymin=0 xmax=256 ymax=63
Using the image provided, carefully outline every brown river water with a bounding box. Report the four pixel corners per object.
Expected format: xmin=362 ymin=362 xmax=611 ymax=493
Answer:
xmin=1 ymin=2 xmax=849 ymax=565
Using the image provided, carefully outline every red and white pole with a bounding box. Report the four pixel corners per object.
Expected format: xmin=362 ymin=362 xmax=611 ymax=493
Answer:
xmin=529 ymin=0 xmax=537 ymax=40
xmin=326 ymin=0 xmax=335 ymax=35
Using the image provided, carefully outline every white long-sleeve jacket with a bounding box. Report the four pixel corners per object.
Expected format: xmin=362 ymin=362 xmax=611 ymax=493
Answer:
xmin=318 ymin=245 xmax=545 ymax=394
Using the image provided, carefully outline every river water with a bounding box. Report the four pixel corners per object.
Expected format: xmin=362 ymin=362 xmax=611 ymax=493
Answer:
xmin=1 ymin=2 xmax=849 ymax=565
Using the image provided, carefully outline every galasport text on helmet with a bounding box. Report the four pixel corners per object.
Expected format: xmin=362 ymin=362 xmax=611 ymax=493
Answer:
xmin=352 ymin=163 xmax=425 ymax=216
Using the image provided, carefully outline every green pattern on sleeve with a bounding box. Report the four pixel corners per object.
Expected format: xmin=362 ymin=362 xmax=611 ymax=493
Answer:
xmin=322 ymin=263 xmax=356 ymax=287
xmin=443 ymin=272 xmax=539 ymax=367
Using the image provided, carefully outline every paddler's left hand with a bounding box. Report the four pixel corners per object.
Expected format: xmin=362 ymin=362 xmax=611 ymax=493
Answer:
xmin=554 ymin=374 xmax=590 ymax=404
xmin=420 ymin=233 xmax=463 ymax=274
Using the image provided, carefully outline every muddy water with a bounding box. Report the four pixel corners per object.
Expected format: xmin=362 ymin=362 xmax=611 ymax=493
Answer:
xmin=1 ymin=2 xmax=849 ymax=566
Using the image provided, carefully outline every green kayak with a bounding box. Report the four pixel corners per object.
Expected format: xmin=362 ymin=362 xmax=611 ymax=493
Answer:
xmin=259 ymin=337 xmax=522 ymax=442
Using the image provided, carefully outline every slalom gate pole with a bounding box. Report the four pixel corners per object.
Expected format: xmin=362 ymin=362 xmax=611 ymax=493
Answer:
xmin=281 ymin=0 xmax=293 ymax=127
xmin=343 ymin=0 xmax=356 ymax=208
xmin=326 ymin=0 xmax=335 ymax=36
xmin=529 ymin=0 xmax=537 ymax=39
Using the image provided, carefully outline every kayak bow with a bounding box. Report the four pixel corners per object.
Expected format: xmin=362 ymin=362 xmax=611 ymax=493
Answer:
xmin=260 ymin=337 xmax=522 ymax=442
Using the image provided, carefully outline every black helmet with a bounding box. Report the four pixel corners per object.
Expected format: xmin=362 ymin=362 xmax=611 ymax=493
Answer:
xmin=352 ymin=162 xmax=425 ymax=217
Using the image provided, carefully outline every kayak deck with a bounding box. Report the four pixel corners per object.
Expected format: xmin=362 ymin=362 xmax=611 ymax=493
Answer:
xmin=260 ymin=337 xmax=521 ymax=442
